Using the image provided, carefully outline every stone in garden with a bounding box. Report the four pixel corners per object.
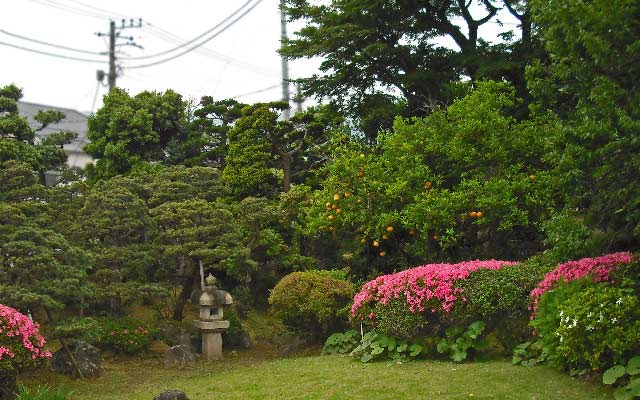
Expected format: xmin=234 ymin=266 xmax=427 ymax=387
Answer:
xmin=50 ymin=340 xmax=102 ymax=378
xmin=153 ymin=390 xmax=189 ymax=400
xmin=177 ymin=331 xmax=192 ymax=348
xmin=164 ymin=344 xmax=196 ymax=368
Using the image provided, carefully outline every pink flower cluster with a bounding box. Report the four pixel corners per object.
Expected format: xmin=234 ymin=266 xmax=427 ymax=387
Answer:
xmin=529 ymin=252 xmax=633 ymax=311
xmin=351 ymin=260 xmax=515 ymax=319
xmin=0 ymin=304 xmax=51 ymax=364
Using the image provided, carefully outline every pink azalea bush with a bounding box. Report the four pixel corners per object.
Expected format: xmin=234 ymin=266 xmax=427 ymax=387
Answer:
xmin=351 ymin=260 xmax=515 ymax=326
xmin=0 ymin=304 xmax=51 ymax=372
xmin=529 ymin=252 xmax=633 ymax=312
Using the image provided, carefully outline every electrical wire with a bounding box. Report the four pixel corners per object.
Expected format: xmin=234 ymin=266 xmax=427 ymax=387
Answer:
xmin=230 ymin=84 xmax=280 ymax=99
xmin=0 ymin=29 xmax=103 ymax=55
xmin=0 ymin=40 xmax=106 ymax=63
xmin=27 ymin=0 xmax=110 ymax=19
xmin=90 ymin=80 xmax=101 ymax=112
xmin=119 ymin=0 xmax=254 ymax=60
xmin=124 ymin=0 xmax=263 ymax=69
xmin=61 ymin=0 xmax=128 ymax=19
xmin=141 ymin=25 xmax=279 ymax=77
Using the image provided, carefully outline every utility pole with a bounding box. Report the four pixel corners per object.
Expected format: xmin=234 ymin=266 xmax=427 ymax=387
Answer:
xmin=95 ymin=18 xmax=143 ymax=92
xmin=108 ymin=20 xmax=116 ymax=91
xmin=280 ymin=0 xmax=291 ymax=120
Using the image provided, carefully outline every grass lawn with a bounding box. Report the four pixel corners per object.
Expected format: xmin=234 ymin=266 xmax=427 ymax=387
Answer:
xmin=20 ymin=353 xmax=612 ymax=400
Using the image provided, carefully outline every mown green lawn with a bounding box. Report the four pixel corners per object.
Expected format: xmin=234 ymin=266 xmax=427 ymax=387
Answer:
xmin=20 ymin=353 xmax=612 ymax=400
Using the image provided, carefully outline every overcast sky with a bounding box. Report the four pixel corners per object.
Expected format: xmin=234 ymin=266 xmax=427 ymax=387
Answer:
xmin=0 ymin=0 xmax=319 ymax=113
xmin=1 ymin=0 xmax=518 ymax=114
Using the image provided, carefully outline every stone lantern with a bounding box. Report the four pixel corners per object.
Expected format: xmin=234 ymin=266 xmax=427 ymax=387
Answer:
xmin=193 ymin=273 xmax=233 ymax=361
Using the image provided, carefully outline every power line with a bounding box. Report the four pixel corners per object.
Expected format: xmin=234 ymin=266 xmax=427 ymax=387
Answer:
xmin=0 ymin=40 xmax=106 ymax=63
xmin=120 ymin=0 xmax=254 ymax=60
xmin=27 ymin=0 xmax=110 ymax=19
xmin=0 ymin=29 xmax=103 ymax=55
xmin=124 ymin=0 xmax=263 ymax=69
xmin=141 ymin=25 xmax=279 ymax=77
xmin=230 ymin=84 xmax=280 ymax=99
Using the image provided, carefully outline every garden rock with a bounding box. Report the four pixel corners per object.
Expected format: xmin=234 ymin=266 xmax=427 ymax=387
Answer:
xmin=164 ymin=345 xmax=196 ymax=368
xmin=153 ymin=390 xmax=189 ymax=400
xmin=50 ymin=340 xmax=102 ymax=378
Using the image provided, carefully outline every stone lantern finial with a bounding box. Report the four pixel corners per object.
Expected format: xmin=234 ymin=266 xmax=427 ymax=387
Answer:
xmin=205 ymin=273 xmax=217 ymax=287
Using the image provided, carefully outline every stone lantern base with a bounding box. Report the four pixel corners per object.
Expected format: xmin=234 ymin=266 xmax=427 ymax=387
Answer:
xmin=194 ymin=320 xmax=230 ymax=361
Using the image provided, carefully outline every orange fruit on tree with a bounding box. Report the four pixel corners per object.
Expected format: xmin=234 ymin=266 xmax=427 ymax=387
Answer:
xmin=433 ymin=234 xmax=440 ymax=241
xmin=386 ymin=226 xmax=394 ymax=233
xmin=325 ymin=202 xmax=331 ymax=208
xmin=344 ymin=192 xmax=352 ymax=198
xmin=379 ymin=251 xmax=386 ymax=257
xmin=469 ymin=211 xmax=478 ymax=218
xmin=382 ymin=234 xmax=389 ymax=240
xmin=333 ymin=194 xmax=341 ymax=201
xmin=424 ymin=181 xmax=432 ymax=189
xmin=360 ymin=238 xmax=366 ymax=244
xmin=476 ymin=211 xmax=484 ymax=218
xmin=328 ymin=215 xmax=335 ymax=221
xmin=336 ymin=208 xmax=342 ymax=214
xmin=331 ymin=204 xmax=338 ymax=210
xmin=373 ymin=240 xmax=380 ymax=247
xmin=529 ymin=175 xmax=536 ymax=181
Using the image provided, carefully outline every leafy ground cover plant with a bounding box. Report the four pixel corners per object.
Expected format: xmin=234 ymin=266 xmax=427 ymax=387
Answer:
xmin=321 ymin=330 xmax=360 ymax=355
xmin=603 ymin=356 xmax=640 ymax=400
xmin=348 ymin=331 xmax=423 ymax=363
xmin=436 ymin=321 xmax=488 ymax=362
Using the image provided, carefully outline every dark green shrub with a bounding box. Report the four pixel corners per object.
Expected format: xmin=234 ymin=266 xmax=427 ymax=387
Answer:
xmin=372 ymin=298 xmax=427 ymax=339
xmin=94 ymin=318 xmax=154 ymax=354
xmin=269 ymin=270 xmax=355 ymax=341
xmin=454 ymin=256 xmax=554 ymax=351
xmin=221 ymin=307 xmax=248 ymax=349
xmin=531 ymin=280 xmax=640 ymax=373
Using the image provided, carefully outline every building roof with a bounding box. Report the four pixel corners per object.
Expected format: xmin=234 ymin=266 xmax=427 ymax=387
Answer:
xmin=17 ymin=101 xmax=90 ymax=153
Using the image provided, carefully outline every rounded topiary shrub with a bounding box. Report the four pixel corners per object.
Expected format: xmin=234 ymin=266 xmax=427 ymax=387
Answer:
xmin=0 ymin=304 xmax=51 ymax=400
xmin=269 ymin=270 xmax=355 ymax=341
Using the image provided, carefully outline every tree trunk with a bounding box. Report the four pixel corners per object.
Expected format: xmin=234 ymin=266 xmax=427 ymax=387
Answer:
xmin=282 ymin=152 xmax=292 ymax=193
xmin=172 ymin=275 xmax=195 ymax=321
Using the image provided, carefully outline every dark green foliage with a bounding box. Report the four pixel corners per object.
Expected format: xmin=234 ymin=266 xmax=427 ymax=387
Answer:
xmin=372 ymin=298 xmax=427 ymax=339
xmin=454 ymin=256 xmax=554 ymax=350
xmin=436 ymin=321 xmax=488 ymax=362
xmin=529 ymin=0 xmax=640 ymax=248
xmin=85 ymin=88 xmax=188 ymax=179
xmin=282 ymin=0 xmax=536 ymax=133
xmin=221 ymin=307 xmax=248 ymax=349
xmin=269 ymin=270 xmax=354 ymax=341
